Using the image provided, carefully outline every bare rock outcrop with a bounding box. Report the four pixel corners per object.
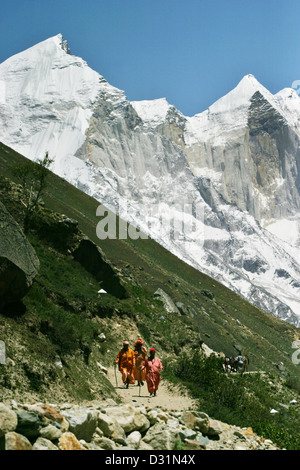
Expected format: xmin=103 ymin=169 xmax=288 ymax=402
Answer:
xmin=0 ymin=201 xmax=39 ymax=312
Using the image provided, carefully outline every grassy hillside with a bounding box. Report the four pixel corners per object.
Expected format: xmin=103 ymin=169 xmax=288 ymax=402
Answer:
xmin=0 ymin=141 xmax=299 ymax=448
xmin=0 ymin=142 xmax=298 ymax=374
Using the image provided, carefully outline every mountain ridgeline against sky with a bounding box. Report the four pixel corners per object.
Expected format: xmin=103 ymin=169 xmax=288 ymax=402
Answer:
xmin=1 ymin=34 xmax=300 ymax=326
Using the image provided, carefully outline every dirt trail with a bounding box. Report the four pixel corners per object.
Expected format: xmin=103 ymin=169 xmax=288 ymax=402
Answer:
xmin=107 ymin=366 xmax=197 ymax=411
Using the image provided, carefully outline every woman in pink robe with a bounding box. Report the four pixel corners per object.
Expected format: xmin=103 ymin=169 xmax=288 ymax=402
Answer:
xmin=143 ymin=348 xmax=163 ymax=397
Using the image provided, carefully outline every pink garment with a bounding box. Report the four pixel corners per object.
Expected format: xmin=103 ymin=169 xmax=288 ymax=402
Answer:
xmin=144 ymin=357 xmax=163 ymax=394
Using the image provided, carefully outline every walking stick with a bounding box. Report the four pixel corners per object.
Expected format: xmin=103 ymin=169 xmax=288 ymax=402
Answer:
xmin=139 ymin=368 xmax=142 ymax=397
xmin=114 ymin=362 xmax=118 ymax=387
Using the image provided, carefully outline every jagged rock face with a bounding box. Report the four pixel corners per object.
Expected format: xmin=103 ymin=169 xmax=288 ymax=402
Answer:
xmin=0 ymin=202 xmax=39 ymax=311
xmin=1 ymin=36 xmax=300 ymax=325
xmin=183 ymin=87 xmax=300 ymax=231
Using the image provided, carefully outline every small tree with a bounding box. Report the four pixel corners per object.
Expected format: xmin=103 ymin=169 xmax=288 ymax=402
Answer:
xmin=12 ymin=152 xmax=53 ymax=232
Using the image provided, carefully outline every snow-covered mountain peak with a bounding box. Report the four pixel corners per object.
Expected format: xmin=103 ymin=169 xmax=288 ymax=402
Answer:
xmin=131 ymin=98 xmax=176 ymax=126
xmin=207 ymin=73 xmax=272 ymax=114
xmin=0 ymin=35 xmax=125 ymax=165
xmin=1 ymin=36 xmax=300 ymax=326
xmin=183 ymin=74 xmax=293 ymax=146
xmin=274 ymin=87 xmax=300 ymax=134
xmin=2 ymin=34 xmax=66 ymax=66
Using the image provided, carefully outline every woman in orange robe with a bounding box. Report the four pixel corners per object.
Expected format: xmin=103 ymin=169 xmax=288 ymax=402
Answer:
xmin=115 ymin=341 xmax=135 ymax=388
xmin=133 ymin=338 xmax=147 ymax=386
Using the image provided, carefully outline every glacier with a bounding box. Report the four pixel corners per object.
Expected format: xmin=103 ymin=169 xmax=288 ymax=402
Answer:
xmin=1 ymin=34 xmax=300 ymax=326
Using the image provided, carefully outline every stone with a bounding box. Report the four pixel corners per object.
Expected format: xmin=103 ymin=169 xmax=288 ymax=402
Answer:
xmin=146 ymin=409 xmax=159 ymax=425
xmin=25 ymin=404 xmax=68 ymax=431
xmin=180 ymin=411 xmax=195 ymax=428
xmin=16 ymin=410 xmax=43 ymax=438
xmin=153 ymin=288 xmax=180 ymax=314
xmin=207 ymin=419 xmax=223 ymax=436
xmin=0 ymin=201 xmax=40 ymax=312
xmin=32 ymin=437 xmax=59 ymax=450
xmin=58 ymin=432 xmax=84 ymax=450
xmin=97 ymin=413 xmax=126 ymax=442
xmin=179 ymin=428 xmax=198 ymax=441
xmin=233 ymin=430 xmax=247 ymax=441
xmin=61 ymin=407 xmax=98 ymax=442
xmin=39 ymin=424 xmax=62 ymax=441
xmin=98 ymin=333 xmax=106 ymax=342
xmin=195 ymin=433 xmax=210 ymax=447
xmin=138 ymin=440 xmax=154 ymax=450
xmin=184 ymin=438 xmax=207 ymax=450
xmin=0 ymin=403 xmax=18 ymax=437
xmin=93 ymin=436 xmax=116 ymax=450
xmin=126 ymin=431 xmax=142 ymax=450
xmin=143 ymin=422 xmax=180 ymax=450
xmin=194 ymin=416 xmax=210 ymax=434
xmin=5 ymin=432 xmax=32 ymax=450
xmin=104 ymin=404 xmax=150 ymax=433
xmin=175 ymin=302 xmax=196 ymax=318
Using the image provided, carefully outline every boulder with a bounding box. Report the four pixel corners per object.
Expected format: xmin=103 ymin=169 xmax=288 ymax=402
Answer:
xmin=142 ymin=422 xmax=180 ymax=450
xmin=72 ymin=237 xmax=128 ymax=299
xmin=0 ymin=403 xmax=18 ymax=437
xmin=207 ymin=418 xmax=223 ymax=436
xmin=93 ymin=436 xmax=116 ymax=450
xmin=61 ymin=407 xmax=98 ymax=441
xmin=32 ymin=437 xmax=59 ymax=450
xmin=58 ymin=432 xmax=84 ymax=450
xmin=39 ymin=424 xmax=62 ymax=441
xmin=16 ymin=410 xmax=43 ymax=438
xmin=25 ymin=404 xmax=69 ymax=431
xmin=153 ymin=289 xmax=180 ymax=314
xmin=126 ymin=431 xmax=142 ymax=449
xmin=0 ymin=201 xmax=39 ymax=312
xmin=175 ymin=302 xmax=196 ymax=318
xmin=5 ymin=432 xmax=32 ymax=450
xmin=179 ymin=428 xmax=198 ymax=441
xmin=184 ymin=437 xmax=209 ymax=450
xmin=104 ymin=404 xmax=150 ymax=434
xmin=97 ymin=412 xmax=126 ymax=442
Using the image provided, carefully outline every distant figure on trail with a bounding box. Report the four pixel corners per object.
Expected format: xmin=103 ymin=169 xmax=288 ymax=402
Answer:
xmin=242 ymin=355 xmax=250 ymax=372
xmin=224 ymin=356 xmax=236 ymax=373
xmin=143 ymin=348 xmax=163 ymax=397
xmin=236 ymin=353 xmax=244 ymax=372
xmin=115 ymin=341 xmax=135 ymax=389
xmin=133 ymin=338 xmax=147 ymax=386
xmin=224 ymin=354 xmax=250 ymax=373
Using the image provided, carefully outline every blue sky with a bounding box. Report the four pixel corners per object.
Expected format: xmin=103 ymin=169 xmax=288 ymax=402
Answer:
xmin=1 ymin=0 xmax=300 ymax=116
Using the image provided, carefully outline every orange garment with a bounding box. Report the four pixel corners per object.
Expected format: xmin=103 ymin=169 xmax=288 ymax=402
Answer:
xmin=134 ymin=346 xmax=147 ymax=382
xmin=116 ymin=347 xmax=135 ymax=384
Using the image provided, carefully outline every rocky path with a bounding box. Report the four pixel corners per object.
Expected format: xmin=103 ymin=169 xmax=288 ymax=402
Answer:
xmin=0 ymin=368 xmax=281 ymax=450
xmin=107 ymin=367 xmax=198 ymax=411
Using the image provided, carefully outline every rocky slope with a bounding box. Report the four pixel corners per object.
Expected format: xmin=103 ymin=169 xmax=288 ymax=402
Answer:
xmin=0 ymin=399 xmax=281 ymax=451
xmin=0 ymin=35 xmax=300 ymax=325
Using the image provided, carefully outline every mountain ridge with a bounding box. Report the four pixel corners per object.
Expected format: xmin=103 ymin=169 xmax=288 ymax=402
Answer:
xmin=1 ymin=34 xmax=300 ymax=325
